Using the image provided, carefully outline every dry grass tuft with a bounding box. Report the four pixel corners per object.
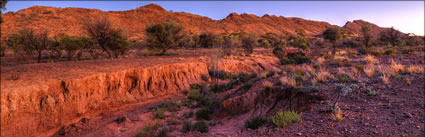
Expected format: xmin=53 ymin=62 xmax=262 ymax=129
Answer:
xmin=364 ymin=65 xmax=375 ymax=78
xmin=406 ymin=65 xmax=424 ymax=74
xmin=315 ymin=57 xmax=325 ymax=66
xmin=364 ymin=55 xmax=378 ymax=65
xmin=316 ymin=70 xmax=333 ymax=82
xmin=405 ymin=77 xmax=413 ymax=85
xmin=280 ymin=76 xmax=297 ymax=87
xmin=389 ymin=60 xmax=405 ymax=74
xmin=382 ymin=74 xmax=389 ymax=85
xmin=263 ymin=81 xmax=273 ymax=90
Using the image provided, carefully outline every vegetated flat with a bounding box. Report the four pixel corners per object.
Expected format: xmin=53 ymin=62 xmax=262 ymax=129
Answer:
xmin=0 ymin=49 xmax=219 ymax=93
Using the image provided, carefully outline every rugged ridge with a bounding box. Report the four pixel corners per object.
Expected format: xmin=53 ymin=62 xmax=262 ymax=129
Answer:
xmin=2 ymin=3 xmax=333 ymax=39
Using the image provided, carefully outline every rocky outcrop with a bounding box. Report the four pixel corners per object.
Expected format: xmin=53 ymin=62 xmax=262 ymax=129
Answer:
xmin=1 ymin=62 xmax=208 ymax=137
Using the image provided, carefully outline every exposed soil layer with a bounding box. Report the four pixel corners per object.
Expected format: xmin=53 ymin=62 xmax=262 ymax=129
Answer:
xmin=0 ymin=49 xmax=279 ymax=137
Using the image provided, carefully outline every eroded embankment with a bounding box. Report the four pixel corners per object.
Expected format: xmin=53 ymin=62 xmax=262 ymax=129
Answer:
xmin=1 ymin=55 xmax=279 ymax=137
xmin=1 ymin=62 xmax=209 ymax=137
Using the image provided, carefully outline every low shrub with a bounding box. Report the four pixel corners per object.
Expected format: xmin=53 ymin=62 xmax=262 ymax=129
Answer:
xmin=245 ymin=117 xmax=267 ymax=130
xmin=293 ymin=56 xmax=312 ymax=64
xmin=134 ymin=122 xmax=161 ymax=137
xmin=208 ymin=69 xmax=235 ymax=80
xmin=153 ymin=109 xmax=165 ymax=119
xmin=384 ymin=48 xmax=399 ymax=55
xmin=192 ymin=121 xmax=209 ymax=133
xmin=181 ymin=121 xmax=192 ymax=133
xmin=196 ymin=108 xmax=212 ymax=120
xmin=270 ymin=110 xmax=301 ymax=128
xmin=187 ymin=91 xmax=199 ymax=101
xmin=201 ymin=74 xmax=209 ymax=82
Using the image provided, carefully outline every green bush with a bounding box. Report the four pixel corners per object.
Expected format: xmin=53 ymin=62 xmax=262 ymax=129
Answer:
xmin=181 ymin=121 xmax=192 ymax=133
xmin=155 ymin=128 xmax=169 ymax=137
xmin=192 ymin=121 xmax=209 ymax=133
xmin=287 ymin=35 xmax=309 ymax=50
xmin=293 ymin=56 xmax=312 ymax=64
xmin=153 ymin=109 xmax=165 ymax=119
xmin=190 ymin=83 xmax=204 ymax=90
xmin=280 ymin=57 xmax=296 ymax=65
xmin=208 ymin=69 xmax=234 ymax=80
xmin=196 ymin=108 xmax=212 ymax=120
xmin=145 ymin=21 xmax=184 ymax=53
xmin=201 ymin=74 xmax=209 ymax=82
xmin=270 ymin=110 xmax=301 ymax=128
xmin=134 ymin=122 xmax=161 ymax=137
xmin=187 ymin=91 xmax=199 ymax=101
xmin=384 ymin=48 xmax=399 ymax=55
xmin=245 ymin=117 xmax=267 ymax=130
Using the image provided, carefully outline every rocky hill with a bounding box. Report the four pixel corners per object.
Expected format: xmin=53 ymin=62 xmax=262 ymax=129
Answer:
xmin=1 ymin=4 xmax=394 ymax=39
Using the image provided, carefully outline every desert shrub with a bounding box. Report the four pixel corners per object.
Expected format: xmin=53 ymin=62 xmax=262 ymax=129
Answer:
xmin=199 ymin=32 xmax=222 ymax=48
xmin=156 ymin=128 xmax=169 ymax=137
xmin=8 ymin=29 xmax=49 ymax=62
xmin=272 ymin=46 xmax=284 ymax=59
xmin=384 ymin=48 xmax=399 ymax=55
xmin=361 ymin=24 xmax=373 ymax=47
xmin=379 ymin=27 xmax=402 ymax=47
xmin=181 ymin=121 xmax=192 ymax=133
xmin=337 ymin=74 xmax=351 ymax=83
xmin=241 ymin=35 xmax=257 ymax=55
xmin=316 ymin=70 xmax=333 ymax=82
xmin=83 ymin=16 xmax=131 ymax=58
xmin=221 ymin=39 xmax=235 ymax=56
xmin=0 ymin=44 xmax=6 ymax=57
xmin=245 ymin=117 xmax=267 ymax=130
xmin=258 ymin=38 xmax=271 ymax=48
xmin=196 ymin=108 xmax=212 ymax=120
xmin=236 ymin=72 xmax=257 ymax=83
xmin=190 ymin=83 xmax=204 ymax=90
xmin=187 ymin=91 xmax=199 ymax=101
xmin=179 ymin=34 xmax=199 ymax=49
xmin=153 ymin=109 xmax=165 ymax=119
xmin=145 ymin=21 xmax=184 ymax=53
xmin=59 ymin=35 xmax=86 ymax=60
xmin=280 ymin=57 xmax=296 ymax=65
xmin=192 ymin=121 xmax=209 ymax=133
xmin=323 ymin=27 xmax=342 ymax=53
xmin=209 ymin=80 xmax=237 ymax=93
xmin=201 ymin=74 xmax=209 ymax=82
xmin=293 ymin=56 xmax=312 ymax=64
xmin=208 ymin=69 xmax=234 ymax=80
xmin=6 ymin=32 xmax=33 ymax=60
xmin=183 ymin=111 xmax=194 ymax=118
xmin=270 ymin=110 xmax=301 ymax=128
xmin=287 ymin=35 xmax=309 ymax=50
xmin=134 ymin=122 xmax=161 ymax=137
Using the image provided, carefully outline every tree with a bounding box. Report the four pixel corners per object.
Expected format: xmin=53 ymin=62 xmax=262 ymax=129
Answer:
xmin=0 ymin=0 xmax=7 ymax=24
xmin=361 ymin=24 xmax=372 ymax=47
xmin=22 ymin=29 xmax=49 ymax=63
xmin=145 ymin=21 xmax=184 ymax=53
xmin=7 ymin=29 xmax=49 ymax=62
xmin=107 ymin=29 xmax=131 ymax=58
xmin=241 ymin=35 xmax=257 ymax=55
xmin=199 ymin=32 xmax=222 ymax=48
xmin=59 ymin=35 xmax=85 ymax=60
xmin=6 ymin=32 xmax=32 ymax=60
xmin=287 ymin=35 xmax=309 ymax=50
xmin=323 ymin=27 xmax=342 ymax=54
xmin=380 ymin=27 xmax=401 ymax=47
xmin=83 ymin=16 xmax=118 ymax=58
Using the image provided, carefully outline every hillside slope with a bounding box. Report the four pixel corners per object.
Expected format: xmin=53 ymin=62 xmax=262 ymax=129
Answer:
xmin=1 ymin=4 xmax=393 ymax=39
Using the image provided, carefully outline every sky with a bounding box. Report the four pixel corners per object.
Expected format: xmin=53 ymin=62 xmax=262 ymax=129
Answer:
xmin=3 ymin=1 xmax=425 ymax=36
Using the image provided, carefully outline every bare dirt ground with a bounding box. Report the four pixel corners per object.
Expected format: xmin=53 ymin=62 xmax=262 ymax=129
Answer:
xmin=2 ymin=48 xmax=424 ymax=137
xmin=0 ymin=49 xmax=221 ymax=93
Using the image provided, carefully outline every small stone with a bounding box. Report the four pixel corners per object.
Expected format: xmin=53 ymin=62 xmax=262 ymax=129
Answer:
xmin=297 ymin=133 xmax=302 ymax=136
xmin=115 ymin=116 xmax=128 ymax=124
xmin=404 ymin=113 xmax=412 ymax=118
xmin=80 ymin=118 xmax=88 ymax=123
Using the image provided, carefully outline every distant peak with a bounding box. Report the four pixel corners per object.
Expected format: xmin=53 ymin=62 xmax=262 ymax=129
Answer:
xmin=139 ymin=3 xmax=166 ymax=11
xmin=227 ymin=12 xmax=239 ymax=18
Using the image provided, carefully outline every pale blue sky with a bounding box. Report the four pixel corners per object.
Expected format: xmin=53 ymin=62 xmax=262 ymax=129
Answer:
xmin=4 ymin=1 xmax=424 ymax=35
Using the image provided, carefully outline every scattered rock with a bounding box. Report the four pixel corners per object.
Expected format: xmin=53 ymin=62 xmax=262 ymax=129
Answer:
xmin=115 ymin=116 xmax=128 ymax=124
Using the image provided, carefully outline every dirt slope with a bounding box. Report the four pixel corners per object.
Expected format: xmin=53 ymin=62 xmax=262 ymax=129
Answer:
xmin=1 ymin=4 xmax=393 ymax=39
